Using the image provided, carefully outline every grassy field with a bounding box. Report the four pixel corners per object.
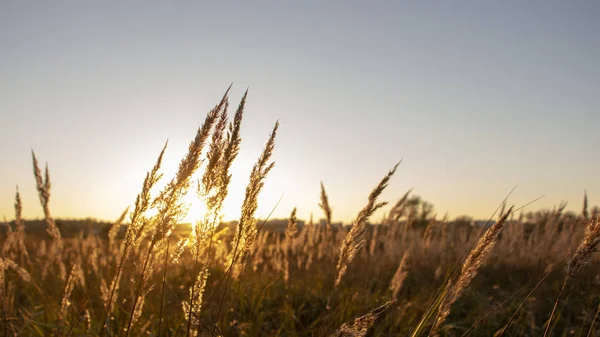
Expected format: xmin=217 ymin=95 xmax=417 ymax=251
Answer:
xmin=2 ymin=90 xmax=600 ymax=336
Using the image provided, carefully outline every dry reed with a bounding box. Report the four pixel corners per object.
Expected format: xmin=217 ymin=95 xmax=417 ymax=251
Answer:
xmin=124 ymin=87 xmax=230 ymax=337
xmin=431 ymin=206 xmax=513 ymax=336
xmin=544 ymin=217 xmax=600 ymax=337
xmin=334 ymin=162 xmax=400 ymax=289
xmin=284 ymin=207 xmax=298 ymax=284
xmin=31 ymin=151 xmax=61 ymax=242
xmin=98 ymin=141 xmax=167 ymax=336
xmin=329 ymin=300 xmax=396 ymax=337
xmin=228 ymin=121 xmax=279 ymax=279
xmin=320 ymin=182 xmax=333 ymax=232
xmin=390 ymin=250 xmax=411 ymax=299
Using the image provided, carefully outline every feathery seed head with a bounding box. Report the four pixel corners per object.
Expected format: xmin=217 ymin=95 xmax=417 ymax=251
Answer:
xmin=566 ymin=217 xmax=600 ymax=279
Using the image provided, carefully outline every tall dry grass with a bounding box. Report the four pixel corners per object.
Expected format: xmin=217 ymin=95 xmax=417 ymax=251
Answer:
xmin=430 ymin=206 xmax=513 ymax=336
xmin=2 ymin=88 xmax=600 ymax=336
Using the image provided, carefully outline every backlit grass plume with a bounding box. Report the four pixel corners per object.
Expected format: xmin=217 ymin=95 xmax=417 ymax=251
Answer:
xmin=209 ymin=120 xmax=279 ymax=333
xmin=107 ymin=207 xmax=130 ymax=255
xmin=430 ymin=206 xmax=513 ymax=336
xmin=60 ymin=263 xmax=85 ymax=319
xmin=334 ymin=162 xmax=400 ymax=289
xmin=183 ymin=90 xmax=247 ymax=336
xmin=320 ymin=182 xmax=333 ymax=232
xmin=566 ymin=217 xmax=600 ymax=278
xmin=0 ymin=257 xmax=31 ymax=285
xmin=124 ymin=87 xmax=230 ymax=337
xmin=2 ymin=188 xmax=29 ymax=265
xmin=386 ymin=188 xmax=413 ymax=225
xmin=31 ymin=151 xmax=61 ymax=242
xmin=228 ymin=120 xmax=279 ymax=279
xmin=8 ymin=87 xmax=600 ymax=337
xmin=390 ymin=249 xmax=411 ymax=299
xmin=183 ymin=103 xmax=229 ymax=336
xmin=149 ymin=88 xmax=228 ymax=242
xmin=284 ymin=207 xmax=298 ymax=284
xmin=583 ymin=190 xmax=589 ymax=219
xmin=15 ymin=188 xmax=29 ymax=264
xmin=544 ymin=217 xmax=600 ymax=337
xmin=98 ymin=141 xmax=167 ymax=336
xmin=329 ymin=300 xmax=396 ymax=337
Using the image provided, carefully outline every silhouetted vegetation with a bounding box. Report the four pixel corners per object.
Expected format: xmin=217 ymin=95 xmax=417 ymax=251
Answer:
xmin=2 ymin=89 xmax=599 ymax=337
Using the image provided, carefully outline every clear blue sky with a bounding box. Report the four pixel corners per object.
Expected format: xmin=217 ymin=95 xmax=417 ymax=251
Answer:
xmin=1 ymin=1 xmax=599 ymax=223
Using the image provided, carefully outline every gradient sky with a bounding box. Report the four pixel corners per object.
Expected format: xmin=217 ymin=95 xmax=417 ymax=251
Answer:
xmin=1 ymin=1 xmax=599 ymax=223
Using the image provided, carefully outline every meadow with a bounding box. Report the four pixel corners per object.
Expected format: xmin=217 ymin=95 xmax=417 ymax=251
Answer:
xmin=2 ymin=89 xmax=600 ymax=337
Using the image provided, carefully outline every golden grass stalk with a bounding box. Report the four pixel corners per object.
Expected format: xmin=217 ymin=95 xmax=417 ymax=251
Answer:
xmin=60 ymin=264 xmax=84 ymax=319
xmin=2 ymin=188 xmax=30 ymax=266
xmin=583 ymin=190 xmax=589 ymax=219
xmin=184 ymin=105 xmax=229 ymax=336
xmin=498 ymin=202 xmax=506 ymax=221
xmin=125 ymin=89 xmax=229 ymax=337
xmin=171 ymin=238 xmax=189 ymax=264
xmin=430 ymin=206 xmax=513 ymax=336
xmin=422 ymin=215 xmax=437 ymax=247
xmin=184 ymin=91 xmax=247 ymax=336
xmin=566 ymin=217 xmax=600 ymax=278
xmin=213 ymin=121 xmax=279 ymax=330
xmin=207 ymin=88 xmax=245 ymax=234
xmin=13 ymin=188 xmax=21 ymax=225
xmin=13 ymin=188 xmax=29 ymax=265
xmin=0 ymin=256 xmax=31 ymax=336
xmin=319 ymin=182 xmax=333 ymax=232
xmin=544 ymin=217 xmax=600 ymax=337
xmin=182 ymin=261 xmax=209 ymax=334
xmin=329 ymin=300 xmax=396 ymax=337
xmin=0 ymin=257 xmax=31 ymax=285
xmin=368 ymin=224 xmax=379 ymax=256
xmin=286 ymin=207 xmax=299 ymax=240
xmin=125 ymin=143 xmax=167 ymax=249
xmin=386 ymin=188 xmax=412 ymax=224
xmin=284 ymin=207 xmax=298 ymax=284
xmin=31 ymin=150 xmax=61 ymax=242
xmin=157 ymin=233 xmax=172 ymax=337
xmin=334 ymin=162 xmax=400 ymax=289
xmin=228 ymin=120 xmax=279 ymax=280
xmin=220 ymin=89 xmax=246 ymax=191
xmin=195 ymin=101 xmax=229 ymax=223
xmin=130 ymin=287 xmax=152 ymax=331
xmin=108 ymin=207 xmax=129 ymax=255
xmin=98 ymin=141 xmax=167 ymax=336
xmin=390 ymin=249 xmax=411 ymax=299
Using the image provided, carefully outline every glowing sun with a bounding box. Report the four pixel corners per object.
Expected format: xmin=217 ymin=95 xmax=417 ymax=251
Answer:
xmin=181 ymin=189 xmax=208 ymax=225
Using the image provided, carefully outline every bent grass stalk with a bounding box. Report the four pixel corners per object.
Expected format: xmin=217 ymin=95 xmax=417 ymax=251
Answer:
xmin=543 ymin=217 xmax=600 ymax=337
xmin=329 ymin=162 xmax=400 ymax=309
xmin=213 ymin=121 xmax=279 ymax=332
xmin=124 ymin=88 xmax=228 ymax=337
xmin=412 ymin=189 xmax=518 ymax=337
xmin=7 ymin=88 xmax=600 ymax=337
xmin=185 ymin=90 xmax=244 ymax=336
xmin=430 ymin=206 xmax=513 ymax=336
xmin=98 ymin=141 xmax=167 ymax=336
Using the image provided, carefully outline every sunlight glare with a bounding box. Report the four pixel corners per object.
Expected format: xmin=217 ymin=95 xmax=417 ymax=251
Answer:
xmin=182 ymin=189 xmax=207 ymax=226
